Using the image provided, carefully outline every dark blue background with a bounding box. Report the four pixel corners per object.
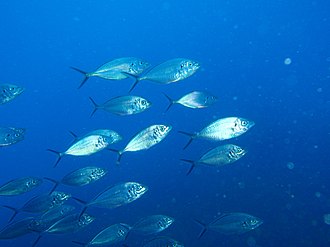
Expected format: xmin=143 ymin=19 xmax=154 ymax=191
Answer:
xmin=1 ymin=0 xmax=329 ymax=246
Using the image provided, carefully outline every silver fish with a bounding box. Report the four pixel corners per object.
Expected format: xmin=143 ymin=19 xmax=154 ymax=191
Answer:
xmin=111 ymin=124 xmax=172 ymax=164
xmin=70 ymin=129 xmax=122 ymax=145
xmin=30 ymin=205 xmax=76 ymax=232
xmin=163 ymin=91 xmax=217 ymax=112
xmin=2 ymin=191 xmax=71 ymax=222
xmin=181 ymin=144 xmax=247 ymax=175
xmin=132 ymin=215 xmax=174 ymax=235
xmin=0 ymin=84 xmax=24 ymax=105
xmin=195 ymin=213 xmax=263 ymax=238
xmin=143 ymin=236 xmax=184 ymax=247
xmin=70 ymin=57 xmax=150 ymax=88
xmin=89 ymin=95 xmax=151 ymax=117
xmin=44 ymin=166 xmax=108 ymax=192
xmin=0 ymin=127 xmax=25 ymax=146
xmin=127 ymin=58 xmax=200 ymax=91
xmin=32 ymin=213 xmax=95 ymax=247
xmin=179 ymin=117 xmax=255 ymax=149
xmin=75 ymin=182 xmax=148 ymax=213
xmin=48 ymin=134 xmax=113 ymax=167
xmin=0 ymin=217 xmax=36 ymax=239
xmin=72 ymin=223 xmax=131 ymax=246
xmin=0 ymin=177 xmax=43 ymax=196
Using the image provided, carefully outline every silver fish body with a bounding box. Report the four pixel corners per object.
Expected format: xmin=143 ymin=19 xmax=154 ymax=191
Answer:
xmin=181 ymin=144 xmax=246 ymax=175
xmin=143 ymin=236 xmax=184 ymax=247
xmin=133 ymin=215 xmax=174 ymax=235
xmin=46 ymin=213 xmax=95 ymax=234
xmin=72 ymin=57 xmax=150 ymax=88
xmin=0 ymin=177 xmax=43 ymax=196
xmin=180 ymin=117 xmax=254 ymax=149
xmin=139 ymin=58 xmax=200 ymax=84
xmin=89 ymin=95 xmax=151 ymax=117
xmin=49 ymin=133 xmax=114 ymax=167
xmin=87 ymin=182 xmax=148 ymax=209
xmin=0 ymin=217 xmax=36 ymax=239
xmin=30 ymin=205 xmax=76 ymax=232
xmin=115 ymin=124 xmax=172 ymax=164
xmin=62 ymin=166 xmax=107 ymax=186
xmin=0 ymin=84 xmax=24 ymax=105
xmin=86 ymin=223 xmax=131 ymax=245
xmin=0 ymin=127 xmax=25 ymax=146
xmin=170 ymin=91 xmax=217 ymax=110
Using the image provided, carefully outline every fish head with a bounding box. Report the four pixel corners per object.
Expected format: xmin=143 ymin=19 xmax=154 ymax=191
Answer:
xmin=178 ymin=59 xmax=200 ymax=78
xmin=204 ymin=94 xmax=218 ymax=105
xmin=79 ymin=213 xmax=95 ymax=226
xmin=4 ymin=128 xmax=25 ymax=144
xmin=229 ymin=145 xmax=247 ymax=159
xmin=26 ymin=177 xmax=43 ymax=188
xmin=3 ymin=84 xmax=25 ymax=97
xmin=51 ymin=191 xmax=71 ymax=204
xmin=157 ymin=125 xmax=172 ymax=137
xmin=127 ymin=182 xmax=148 ymax=198
xmin=161 ymin=215 xmax=175 ymax=228
xmin=117 ymin=223 xmax=131 ymax=236
xmin=128 ymin=59 xmax=150 ymax=75
xmin=136 ymin=97 xmax=152 ymax=110
xmin=242 ymin=216 xmax=263 ymax=230
xmin=90 ymin=167 xmax=108 ymax=180
xmin=234 ymin=118 xmax=255 ymax=134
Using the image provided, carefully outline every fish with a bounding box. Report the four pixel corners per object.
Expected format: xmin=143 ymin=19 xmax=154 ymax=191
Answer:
xmin=1 ymin=191 xmax=71 ymax=222
xmin=70 ymin=57 xmax=150 ymax=88
xmin=89 ymin=95 xmax=151 ymax=117
xmin=29 ymin=205 xmax=76 ymax=232
xmin=194 ymin=213 xmax=263 ymax=238
xmin=0 ymin=127 xmax=25 ymax=146
xmin=0 ymin=84 xmax=24 ymax=105
xmin=181 ymin=144 xmax=247 ymax=175
xmin=125 ymin=58 xmax=200 ymax=92
xmin=32 ymin=213 xmax=95 ymax=247
xmin=163 ymin=91 xmax=217 ymax=112
xmin=69 ymin=129 xmax=122 ymax=145
xmin=0 ymin=217 xmax=37 ymax=239
xmin=179 ymin=117 xmax=255 ymax=149
xmin=44 ymin=166 xmax=108 ymax=193
xmin=48 ymin=133 xmax=114 ymax=167
xmin=72 ymin=223 xmax=131 ymax=246
xmin=0 ymin=177 xmax=43 ymax=196
xmin=109 ymin=124 xmax=172 ymax=164
xmin=142 ymin=236 xmax=184 ymax=247
xmin=73 ymin=182 xmax=148 ymax=214
xmin=132 ymin=215 xmax=174 ymax=235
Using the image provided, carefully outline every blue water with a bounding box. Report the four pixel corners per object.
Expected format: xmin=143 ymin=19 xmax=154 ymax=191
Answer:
xmin=1 ymin=0 xmax=330 ymax=246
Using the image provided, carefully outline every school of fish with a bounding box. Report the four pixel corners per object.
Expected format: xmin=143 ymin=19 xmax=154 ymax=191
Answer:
xmin=0 ymin=56 xmax=262 ymax=246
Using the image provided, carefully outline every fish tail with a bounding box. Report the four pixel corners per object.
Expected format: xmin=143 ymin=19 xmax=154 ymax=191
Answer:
xmin=43 ymin=177 xmax=60 ymax=194
xmin=162 ymin=92 xmax=175 ymax=112
xmin=46 ymin=149 xmax=63 ymax=168
xmin=178 ymin=131 xmax=195 ymax=149
xmin=107 ymin=148 xmax=123 ymax=165
xmin=72 ymin=197 xmax=88 ymax=217
xmin=194 ymin=219 xmax=208 ymax=239
xmin=89 ymin=97 xmax=100 ymax=117
xmin=70 ymin=66 xmax=90 ymax=89
xmin=31 ymin=235 xmax=42 ymax=247
xmin=72 ymin=241 xmax=86 ymax=246
xmin=120 ymin=72 xmax=141 ymax=93
xmin=180 ymin=159 xmax=196 ymax=175
xmin=1 ymin=205 xmax=19 ymax=222
xmin=68 ymin=130 xmax=78 ymax=139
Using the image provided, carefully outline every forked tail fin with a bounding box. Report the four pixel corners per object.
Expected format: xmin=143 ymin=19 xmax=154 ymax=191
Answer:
xmin=89 ymin=97 xmax=100 ymax=117
xmin=70 ymin=66 xmax=90 ymax=89
xmin=121 ymin=72 xmax=140 ymax=93
xmin=194 ymin=218 xmax=208 ymax=239
xmin=43 ymin=177 xmax=60 ymax=194
xmin=1 ymin=205 xmax=19 ymax=223
xmin=178 ymin=131 xmax=195 ymax=149
xmin=180 ymin=159 xmax=196 ymax=175
xmin=107 ymin=148 xmax=124 ymax=165
xmin=46 ymin=149 xmax=63 ymax=168
xmin=162 ymin=93 xmax=175 ymax=112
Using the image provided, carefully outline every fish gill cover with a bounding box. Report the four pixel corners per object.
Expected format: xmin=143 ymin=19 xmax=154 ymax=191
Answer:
xmin=0 ymin=0 xmax=329 ymax=247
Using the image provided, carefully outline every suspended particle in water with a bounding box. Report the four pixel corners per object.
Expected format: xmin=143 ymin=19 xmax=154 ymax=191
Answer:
xmin=287 ymin=162 xmax=295 ymax=170
xmin=315 ymin=192 xmax=321 ymax=198
xmin=324 ymin=214 xmax=330 ymax=225
xmin=284 ymin=58 xmax=292 ymax=65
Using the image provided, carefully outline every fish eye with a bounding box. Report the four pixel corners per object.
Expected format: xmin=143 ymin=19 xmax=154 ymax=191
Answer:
xmin=14 ymin=133 xmax=20 ymax=137
xmin=241 ymin=120 xmax=248 ymax=126
xmin=189 ymin=63 xmax=192 ymax=66
xmin=10 ymin=87 xmax=14 ymax=91
xmin=140 ymin=61 xmax=143 ymax=65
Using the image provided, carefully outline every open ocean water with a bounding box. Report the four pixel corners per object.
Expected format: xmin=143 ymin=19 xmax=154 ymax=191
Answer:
xmin=0 ymin=0 xmax=329 ymax=246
